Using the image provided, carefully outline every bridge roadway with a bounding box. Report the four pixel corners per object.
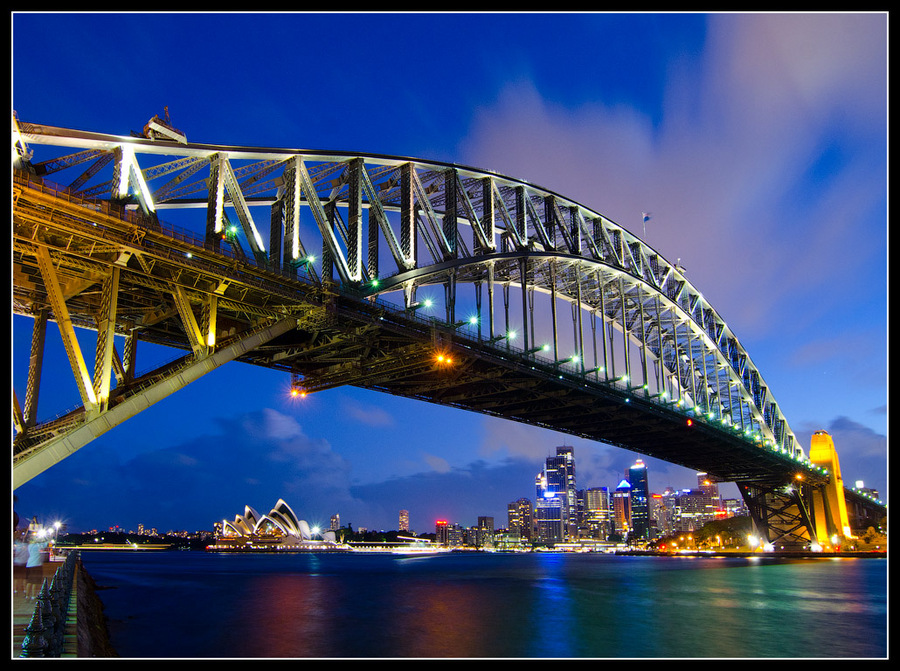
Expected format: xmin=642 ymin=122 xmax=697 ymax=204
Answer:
xmin=12 ymin=136 xmax=885 ymax=547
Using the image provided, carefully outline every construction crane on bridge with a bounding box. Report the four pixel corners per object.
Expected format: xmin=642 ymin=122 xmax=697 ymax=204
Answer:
xmin=134 ymin=106 xmax=187 ymax=144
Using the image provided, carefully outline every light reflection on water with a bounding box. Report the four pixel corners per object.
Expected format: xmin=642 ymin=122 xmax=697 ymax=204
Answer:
xmin=82 ymin=551 xmax=886 ymax=659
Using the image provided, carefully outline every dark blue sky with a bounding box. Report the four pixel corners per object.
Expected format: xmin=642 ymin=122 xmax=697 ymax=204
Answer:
xmin=12 ymin=12 xmax=887 ymax=534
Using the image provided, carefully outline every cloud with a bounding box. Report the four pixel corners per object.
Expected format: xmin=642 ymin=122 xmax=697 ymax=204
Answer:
xmin=458 ymin=13 xmax=886 ymax=345
xmin=422 ymin=452 xmax=452 ymax=473
xmin=15 ymin=408 xmax=361 ymax=532
xmin=796 ymin=416 xmax=887 ymax=499
xmin=341 ymin=398 xmax=396 ymax=427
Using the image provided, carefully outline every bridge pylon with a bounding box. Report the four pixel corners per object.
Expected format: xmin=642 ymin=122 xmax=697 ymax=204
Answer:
xmin=807 ymin=430 xmax=852 ymax=547
xmin=739 ymin=430 xmax=856 ymax=551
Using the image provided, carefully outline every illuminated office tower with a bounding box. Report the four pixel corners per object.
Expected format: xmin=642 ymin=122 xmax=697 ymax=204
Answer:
xmin=650 ymin=494 xmax=665 ymax=537
xmin=628 ymin=459 xmax=651 ymax=541
xmin=476 ymin=516 xmax=495 ymax=548
xmin=537 ymin=445 xmax=577 ymax=540
xmin=508 ymin=498 xmax=534 ymax=541
xmin=583 ymin=486 xmax=612 ymax=539
xmin=399 ymin=509 xmax=409 ymax=532
xmin=613 ymin=479 xmax=632 ymax=537
xmin=697 ymin=473 xmax=721 ymax=509
xmin=535 ymin=492 xmax=564 ymax=544
xmin=330 ymin=514 xmax=340 ymax=531
xmin=435 ymin=519 xmax=449 ymax=546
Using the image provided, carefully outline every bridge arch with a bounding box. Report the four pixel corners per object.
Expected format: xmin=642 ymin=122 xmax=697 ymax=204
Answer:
xmin=12 ymin=116 xmax=884 ymax=547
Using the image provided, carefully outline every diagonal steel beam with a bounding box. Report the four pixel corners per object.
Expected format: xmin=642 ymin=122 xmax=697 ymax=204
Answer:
xmin=34 ymin=246 xmax=98 ymax=413
xmin=13 ymin=317 xmax=299 ymax=488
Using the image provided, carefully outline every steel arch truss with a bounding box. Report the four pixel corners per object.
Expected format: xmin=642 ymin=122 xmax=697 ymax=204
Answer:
xmin=14 ymin=118 xmax=813 ymax=487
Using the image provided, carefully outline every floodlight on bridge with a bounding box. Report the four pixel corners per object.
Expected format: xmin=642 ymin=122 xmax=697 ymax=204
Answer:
xmin=408 ymin=298 xmax=433 ymax=311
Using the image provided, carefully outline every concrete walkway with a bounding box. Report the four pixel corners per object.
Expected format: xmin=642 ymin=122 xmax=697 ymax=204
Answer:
xmin=12 ymin=561 xmax=79 ymax=658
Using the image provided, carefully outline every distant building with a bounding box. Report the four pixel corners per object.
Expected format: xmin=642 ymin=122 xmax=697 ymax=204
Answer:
xmin=613 ymin=479 xmax=632 ymax=536
xmin=476 ymin=516 xmax=495 ymax=548
xmin=534 ymin=493 xmax=564 ymax=544
xmin=507 ymin=498 xmax=534 ymax=541
xmin=435 ymin=520 xmax=465 ymax=548
xmin=535 ymin=445 xmax=578 ymax=542
xmin=628 ymin=459 xmax=651 ymax=542
xmin=215 ymin=499 xmax=339 ymax=549
xmin=399 ymin=510 xmax=409 ymax=532
xmin=582 ymin=487 xmax=612 ymax=539
xmin=671 ymin=477 xmax=723 ymax=532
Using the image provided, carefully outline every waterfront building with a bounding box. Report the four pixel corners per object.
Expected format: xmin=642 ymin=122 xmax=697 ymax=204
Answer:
xmin=671 ymin=478 xmax=724 ymax=533
xmin=476 ymin=516 xmax=495 ymax=548
xmin=534 ymin=492 xmax=564 ymax=545
xmin=582 ymin=487 xmax=612 ymax=539
xmin=399 ymin=510 xmax=409 ymax=532
xmin=508 ymin=498 xmax=534 ymax=541
xmin=649 ymin=493 xmax=665 ymax=538
xmin=722 ymin=497 xmax=747 ymax=517
xmin=535 ymin=446 xmax=578 ymax=541
xmin=613 ymin=479 xmax=632 ymax=537
xmin=435 ymin=520 xmax=465 ymax=547
xmin=330 ymin=514 xmax=340 ymax=531
xmin=628 ymin=459 xmax=651 ymax=542
xmin=214 ymin=499 xmax=340 ymax=550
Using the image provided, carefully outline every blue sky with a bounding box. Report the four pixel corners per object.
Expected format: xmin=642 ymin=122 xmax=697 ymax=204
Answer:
xmin=12 ymin=12 xmax=887 ymax=534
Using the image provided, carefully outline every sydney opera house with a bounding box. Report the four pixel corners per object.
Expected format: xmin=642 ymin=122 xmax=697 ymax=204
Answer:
xmin=209 ymin=499 xmax=347 ymax=552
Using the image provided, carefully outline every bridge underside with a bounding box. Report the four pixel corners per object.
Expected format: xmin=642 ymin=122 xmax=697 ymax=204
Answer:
xmin=296 ymin=305 xmax=808 ymax=490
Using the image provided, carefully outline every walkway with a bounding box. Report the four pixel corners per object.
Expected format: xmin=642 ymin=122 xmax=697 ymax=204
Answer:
xmin=12 ymin=561 xmax=79 ymax=658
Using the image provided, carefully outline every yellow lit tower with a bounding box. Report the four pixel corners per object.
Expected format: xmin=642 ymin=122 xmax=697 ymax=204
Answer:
xmin=808 ymin=431 xmax=852 ymax=547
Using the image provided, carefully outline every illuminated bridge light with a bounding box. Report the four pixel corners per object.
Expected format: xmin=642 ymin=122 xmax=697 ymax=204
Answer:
xmin=435 ymin=352 xmax=454 ymax=366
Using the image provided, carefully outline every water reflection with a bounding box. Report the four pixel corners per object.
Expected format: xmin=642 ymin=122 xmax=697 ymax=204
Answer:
xmin=81 ymin=552 xmax=886 ymax=658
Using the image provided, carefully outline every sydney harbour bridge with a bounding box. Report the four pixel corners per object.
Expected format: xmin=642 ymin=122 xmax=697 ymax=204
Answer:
xmin=12 ymin=112 xmax=885 ymax=551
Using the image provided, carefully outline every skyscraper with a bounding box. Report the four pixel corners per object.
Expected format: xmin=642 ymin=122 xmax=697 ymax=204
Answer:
xmin=583 ymin=486 xmax=612 ymax=539
xmin=398 ymin=509 xmax=409 ymax=532
xmin=507 ymin=498 xmax=534 ymax=541
xmin=536 ymin=445 xmax=578 ymax=541
xmin=628 ymin=459 xmax=651 ymax=542
xmin=613 ymin=479 xmax=632 ymax=537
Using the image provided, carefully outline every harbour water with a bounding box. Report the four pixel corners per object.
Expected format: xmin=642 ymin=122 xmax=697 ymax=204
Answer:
xmin=80 ymin=550 xmax=887 ymax=659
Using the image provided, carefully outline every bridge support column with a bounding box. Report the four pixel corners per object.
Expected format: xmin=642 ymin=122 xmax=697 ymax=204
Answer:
xmin=738 ymin=482 xmax=817 ymax=551
xmin=808 ymin=431 xmax=852 ymax=546
xmin=23 ymin=309 xmax=48 ymax=427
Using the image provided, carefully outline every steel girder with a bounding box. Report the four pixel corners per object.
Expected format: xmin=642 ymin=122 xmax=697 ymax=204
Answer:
xmin=13 ymin=120 xmax=838 ymax=504
xmin=738 ymin=482 xmax=820 ymax=550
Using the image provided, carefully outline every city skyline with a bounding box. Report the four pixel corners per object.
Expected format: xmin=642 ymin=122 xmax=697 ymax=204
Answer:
xmin=12 ymin=12 xmax=887 ymax=534
xmin=33 ymin=447 xmax=740 ymax=538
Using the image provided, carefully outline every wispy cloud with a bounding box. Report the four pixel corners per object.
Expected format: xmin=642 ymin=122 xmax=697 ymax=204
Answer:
xmin=341 ymin=398 xmax=396 ymax=427
xmin=459 ymin=13 xmax=886 ymax=342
